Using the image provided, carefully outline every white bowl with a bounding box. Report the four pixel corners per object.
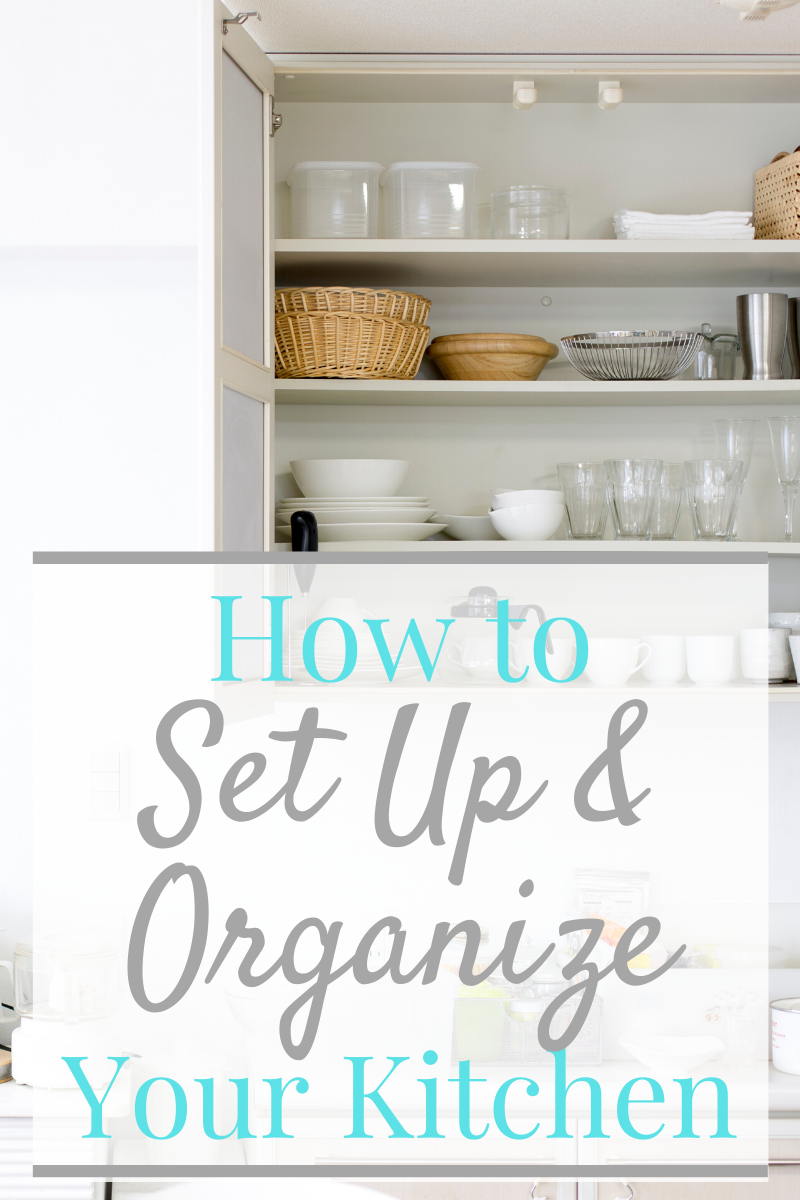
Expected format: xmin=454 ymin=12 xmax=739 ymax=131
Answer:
xmin=488 ymin=502 xmax=564 ymax=541
xmin=290 ymin=459 xmax=410 ymax=498
xmin=618 ymin=1033 xmax=724 ymax=1076
xmin=437 ymin=513 xmax=501 ymax=540
xmin=491 ymin=488 xmax=565 ymax=511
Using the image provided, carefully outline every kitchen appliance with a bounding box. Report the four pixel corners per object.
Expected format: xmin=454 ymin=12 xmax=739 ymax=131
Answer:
xmin=557 ymin=462 xmax=609 ymax=540
xmin=605 ymin=458 xmax=662 ymax=541
xmin=771 ymin=998 xmax=800 ymax=1075
xmin=426 ymin=332 xmax=558 ymax=381
xmin=683 ymin=459 xmax=743 ymax=541
xmin=380 ymin=162 xmax=479 ymax=238
xmin=286 ymin=162 xmax=383 ymax=238
xmin=491 ymin=185 xmax=569 ymax=239
xmin=736 ymin=293 xmax=788 ymax=379
xmin=648 ymin=463 xmax=684 ymax=540
xmin=768 ymin=416 xmax=800 ymax=541
xmin=1 ymin=932 xmax=121 ymax=1089
xmin=560 ymin=331 xmax=704 ymax=381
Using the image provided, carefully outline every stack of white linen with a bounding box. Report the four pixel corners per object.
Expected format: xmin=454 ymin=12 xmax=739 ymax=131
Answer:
xmin=613 ymin=210 xmax=754 ymax=240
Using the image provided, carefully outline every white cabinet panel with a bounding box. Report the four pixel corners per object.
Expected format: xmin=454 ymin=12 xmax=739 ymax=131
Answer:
xmin=222 ymin=50 xmax=264 ymax=363
xmin=222 ymin=386 xmax=264 ymax=551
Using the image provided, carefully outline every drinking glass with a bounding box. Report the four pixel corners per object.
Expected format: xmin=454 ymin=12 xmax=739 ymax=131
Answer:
xmin=604 ymin=459 xmax=662 ymax=541
xmin=714 ymin=418 xmax=757 ymax=539
xmin=648 ymin=463 xmax=684 ymax=540
xmin=684 ymin=460 xmax=743 ymax=541
xmin=557 ymin=463 xmax=608 ymax=540
xmin=768 ymin=416 xmax=800 ymax=542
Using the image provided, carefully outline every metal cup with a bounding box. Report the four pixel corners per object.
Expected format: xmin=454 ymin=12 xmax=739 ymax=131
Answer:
xmin=788 ymin=297 xmax=800 ymax=380
xmin=736 ymin=293 xmax=788 ymax=380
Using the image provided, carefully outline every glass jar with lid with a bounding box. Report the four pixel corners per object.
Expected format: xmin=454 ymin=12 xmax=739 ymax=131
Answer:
xmin=491 ymin=185 xmax=569 ymax=240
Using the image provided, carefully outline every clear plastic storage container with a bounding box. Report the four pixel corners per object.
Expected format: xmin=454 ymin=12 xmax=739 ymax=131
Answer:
xmin=491 ymin=185 xmax=569 ymax=239
xmin=287 ymin=161 xmax=383 ymax=238
xmin=381 ymin=162 xmax=479 ymax=239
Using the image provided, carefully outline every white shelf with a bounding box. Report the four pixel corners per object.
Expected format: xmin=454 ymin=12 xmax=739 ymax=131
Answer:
xmin=276 ymin=378 xmax=800 ymax=407
xmin=309 ymin=539 xmax=799 ymax=554
xmin=275 ymin=239 xmax=800 ymax=289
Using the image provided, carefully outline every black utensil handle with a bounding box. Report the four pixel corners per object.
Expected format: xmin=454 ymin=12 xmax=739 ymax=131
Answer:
xmin=291 ymin=510 xmax=318 ymax=552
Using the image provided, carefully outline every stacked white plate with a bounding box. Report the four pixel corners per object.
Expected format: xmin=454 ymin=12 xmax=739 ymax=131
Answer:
xmin=277 ymin=496 xmax=446 ymax=542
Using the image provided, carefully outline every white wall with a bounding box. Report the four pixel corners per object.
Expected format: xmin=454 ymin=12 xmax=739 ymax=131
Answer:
xmin=0 ymin=0 xmax=214 ymax=1005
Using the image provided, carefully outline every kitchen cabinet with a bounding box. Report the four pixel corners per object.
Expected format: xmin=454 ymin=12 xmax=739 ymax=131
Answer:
xmin=210 ymin=17 xmax=800 ymax=562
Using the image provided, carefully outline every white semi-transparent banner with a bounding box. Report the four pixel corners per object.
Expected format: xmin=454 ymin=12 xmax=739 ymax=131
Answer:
xmin=26 ymin=552 xmax=769 ymax=1187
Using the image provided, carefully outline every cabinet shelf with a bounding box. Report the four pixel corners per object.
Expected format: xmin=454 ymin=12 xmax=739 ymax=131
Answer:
xmin=275 ymin=239 xmax=800 ymax=289
xmin=308 ymin=539 xmax=799 ymax=554
xmin=276 ymin=378 xmax=800 ymax=408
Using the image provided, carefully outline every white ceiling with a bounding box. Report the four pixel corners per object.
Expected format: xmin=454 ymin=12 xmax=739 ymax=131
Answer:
xmin=241 ymin=0 xmax=800 ymax=56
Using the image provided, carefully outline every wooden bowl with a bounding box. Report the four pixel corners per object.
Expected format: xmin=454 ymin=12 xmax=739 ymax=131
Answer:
xmin=427 ymin=332 xmax=559 ymax=381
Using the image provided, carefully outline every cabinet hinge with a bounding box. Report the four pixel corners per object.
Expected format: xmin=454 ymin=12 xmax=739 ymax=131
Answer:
xmin=269 ymin=94 xmax=282 ymax=137
xmin=222 ymin=10 xmax=260 ymax=34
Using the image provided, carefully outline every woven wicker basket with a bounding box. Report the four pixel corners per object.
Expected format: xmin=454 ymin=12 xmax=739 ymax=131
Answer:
xmin=276 ymin=286 xmax=431 ymax=325
xmin=755 ymin=150 xmax=800 ymax=239
xmin=275 ymin=311 xmax=430 ymax=379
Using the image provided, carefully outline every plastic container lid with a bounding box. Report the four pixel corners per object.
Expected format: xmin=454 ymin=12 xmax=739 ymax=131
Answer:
xmin=381 ymin=161 xmax=479 ymax=184
xmin=493 ymin=184 xmax=568 ymax=203
xmin=287 ymin=161 xmax=384 ymax=185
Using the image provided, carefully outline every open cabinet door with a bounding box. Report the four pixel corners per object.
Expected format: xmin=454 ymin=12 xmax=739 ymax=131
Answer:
xmin=213 ymin=1 xmax=275 ymax=551
xmin=210 ymin=3 xmax=279 ymax=720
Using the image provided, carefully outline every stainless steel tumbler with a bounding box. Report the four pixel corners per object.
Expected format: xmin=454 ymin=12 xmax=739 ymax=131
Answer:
xmin=736 ymin=293 xmax=788 ymax=380
xmin=789 ymin=297 xmax=800 ymax=381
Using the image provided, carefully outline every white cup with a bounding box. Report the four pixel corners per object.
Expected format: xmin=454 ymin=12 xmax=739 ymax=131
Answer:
xmin=641 ymin=635 xmax=686 ymax=684
xmin=740 ymin=627 xmax=791 ymax=683
xmin=514 ymin=635 xmax=576 ymax=684
xmin=447 ymin=635 xmax=500 ymax=681
xmin=789 ymin=636 xmax=800 ymax=683
xmin=584 ymin=638 xmax=651 ymax=687
xmin=686 ymin=635 xmax=735 ymax=685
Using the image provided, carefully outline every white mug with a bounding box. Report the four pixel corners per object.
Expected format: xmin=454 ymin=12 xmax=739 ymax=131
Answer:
xmin=514 ymin=635 xmax=576 ymax=684
xmin=447 ymin=635 xmax=500 ymax=681
xmin=584 ymin=638 xmax=651 ymax=687
xmin=641 ymin=635 xmax=686 ymax=684
xmin=686 ymin=635 xmax=735 ymax=685
xmin=740 ymin=627 xmax=791 ymax=683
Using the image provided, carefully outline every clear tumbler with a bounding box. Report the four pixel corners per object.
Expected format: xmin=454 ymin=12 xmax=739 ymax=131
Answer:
xmin=557 ymin=463 xmax=608 ymax=540
xmin=684 ymin=460 xmax=743 ymax=541
xmin=648 ymin=463 xmax=684 ymax=540
xmin=604 ymin=458 xmax=663 ymax=541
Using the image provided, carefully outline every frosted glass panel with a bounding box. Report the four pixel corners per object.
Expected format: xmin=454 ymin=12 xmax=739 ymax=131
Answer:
xmin=222 ymin=387 xmax=263 ymax=551
xmin=222 ymin=51 xmax=264 ymax=363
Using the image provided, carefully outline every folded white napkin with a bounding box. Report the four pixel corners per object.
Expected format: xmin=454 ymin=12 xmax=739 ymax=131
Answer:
xmin=613 ymin=209 xmax=754 ymax=240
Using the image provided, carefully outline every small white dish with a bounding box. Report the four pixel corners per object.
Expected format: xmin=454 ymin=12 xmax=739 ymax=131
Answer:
xmin=277 ymin=522 xmax=447 ymax=542
xmin=618 ymin=1033 xmax=724 ymax=1076
xmin=491 ymin=488 xmax=565 ymax=511
xmin=437 ymin=513 xmax=501 ymax=540
xmin=488 ymin=502 xmax=564 ymax=541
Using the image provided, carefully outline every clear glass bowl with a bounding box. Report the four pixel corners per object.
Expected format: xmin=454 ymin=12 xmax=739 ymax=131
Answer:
xmin=491 ymin=185 xmax=569 ymax=239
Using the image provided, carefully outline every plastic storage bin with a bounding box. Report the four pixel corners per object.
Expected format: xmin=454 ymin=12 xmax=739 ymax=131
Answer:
xmin=491 ymin=185 xmax=569 ymax=239
xmin=381 ymin=162 xmax=479 ymax=239
xmin=287 ymin=161 xmax=383 ymax=238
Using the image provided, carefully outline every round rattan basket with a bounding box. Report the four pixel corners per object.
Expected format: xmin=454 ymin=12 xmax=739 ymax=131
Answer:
xmin=276 ymin=286 xmax=431 ymax=326
xmin=275 ymin=310 xmax=430 ymax=379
